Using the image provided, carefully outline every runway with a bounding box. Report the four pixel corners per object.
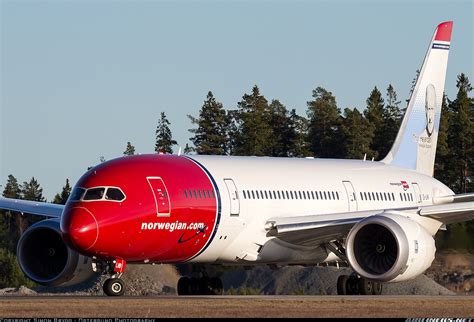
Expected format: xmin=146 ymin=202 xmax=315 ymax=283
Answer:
xmin=0 ymin=296 xmax=473 ymax=318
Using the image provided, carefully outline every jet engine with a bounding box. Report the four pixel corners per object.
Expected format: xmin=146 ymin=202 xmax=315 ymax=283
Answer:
xmin=346 ymin=213 xmax=436 ymax=282
xmin=17 ymin=219 xmax=96 ymax=287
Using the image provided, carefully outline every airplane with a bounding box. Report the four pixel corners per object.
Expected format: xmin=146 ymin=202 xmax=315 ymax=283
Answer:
xmin=1 ymin=21 xmax=473 ymax=296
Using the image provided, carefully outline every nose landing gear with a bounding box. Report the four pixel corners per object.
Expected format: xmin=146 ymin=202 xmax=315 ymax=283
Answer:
xmin=93 ymin=257 xmax=127 ymax=296
xmin=103 ymin=278 xmax=125 ymax=296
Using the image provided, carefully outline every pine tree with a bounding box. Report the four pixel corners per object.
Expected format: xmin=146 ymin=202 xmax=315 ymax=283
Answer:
xmin=364 ymin=86 xmax=386 ymax=159
xmin=21 ymin=178 xmax=45 ymax=202
xmin=383 ymin=84 xmax=403 ymax=154
xmin=306 ymin=87 xmax=343 ymax=158
xmin=123 ymin=142 xmax=136 ymax=156
xmin=188 ymin=91 xmax=228 ymax=155
xmin=155 ymin=112 xmax=177 ymax=154
xmin=20 ymin=177 xmax=45 ymax=235
xmin=0 ymin=248 xmax=35 ymax=288
xmin=233 ymin=86 xmax=273 ymax=156
xmin=288 ymin=109 xmax=311 ymax=157
xmin=447 ymin=74 xmax=473 ymax=193
xmin=0 ymin=175 xmax=22 ymax=251
xmin=183 ymin=143 xmax=194 ymax=154
xmin=406 ymin=69 xmax=421 ymax=106
xmin=267 ymin=100 xmax=293 ymax=157
xmin=434 ymin=94 xmax=453 ymax=185
xmin=53 ymin=179 xmax=72 ymax=205
xmin=341 ymin=108 xmax=376 ymax=159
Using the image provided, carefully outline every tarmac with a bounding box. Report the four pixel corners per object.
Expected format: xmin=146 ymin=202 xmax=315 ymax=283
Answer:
xmin=0 ymin=295 xmax=473 ymax=318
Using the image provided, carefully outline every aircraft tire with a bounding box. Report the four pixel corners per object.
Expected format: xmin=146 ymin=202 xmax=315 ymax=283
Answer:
xmin=359 ymin=278 xmax=374 ymax=295
xmin=337 ymin=275 xmax=349 ymax=295
xmin=372 ymin=281 xmax=383 ymax=295
xmin=177 ymin=277 xmax=191 ymax=295
xmin=103 ymin=278 xmax=125 ymax=296
xmin=345 ymin=275 xmax=360 ymax=295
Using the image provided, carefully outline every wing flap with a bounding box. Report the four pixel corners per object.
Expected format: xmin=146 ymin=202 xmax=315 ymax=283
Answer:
xmin=0 ymin=197 xmax=64 ymax=218
xmin=419 ymin=201 xmax=474 ymax=224
xmin=265 ymin=199 xmax=474 ymax=247
xmin=265 ymin=210 xmax=380 ymax=247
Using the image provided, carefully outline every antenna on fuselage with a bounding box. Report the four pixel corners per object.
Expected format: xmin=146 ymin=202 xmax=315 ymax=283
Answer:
xmin=363 ymin=153 xmax=367 ymax=161
xmin=177 ymin=146 xmax=182 ymax=156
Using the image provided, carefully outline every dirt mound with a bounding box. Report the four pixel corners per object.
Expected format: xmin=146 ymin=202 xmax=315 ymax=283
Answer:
xmin=425 ymin=251 xmax=474 ymax=295
xmin=31 ymin=264 xmax=180 ymax=296
xmin=221 ymin=265 xmax=454 ymax=295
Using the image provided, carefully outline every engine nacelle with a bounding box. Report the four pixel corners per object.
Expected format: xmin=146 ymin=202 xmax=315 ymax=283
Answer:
xmin=17 ymin=219 xmax=96 ymax=287
xmin=346 ymin=213 xmax=436 ymax=282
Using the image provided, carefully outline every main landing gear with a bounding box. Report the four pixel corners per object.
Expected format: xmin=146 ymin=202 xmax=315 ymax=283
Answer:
xmin=93 ymin=258 xmax=127 ymax=296
xmin=177 ymin=275 xmax=224 ymax=295
xmin=337 ymin=274 xmax=383 ymax=295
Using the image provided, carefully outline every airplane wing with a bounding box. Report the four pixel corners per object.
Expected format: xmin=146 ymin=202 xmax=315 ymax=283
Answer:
xmin=265 ymin=199 xmax=474 ymax=247
xmin=0 ymin=197 xmax=64 ymax=218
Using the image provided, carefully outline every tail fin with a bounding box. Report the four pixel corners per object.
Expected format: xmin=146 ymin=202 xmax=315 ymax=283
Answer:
xmin=382 ymin=21 xmax=453 ymax=176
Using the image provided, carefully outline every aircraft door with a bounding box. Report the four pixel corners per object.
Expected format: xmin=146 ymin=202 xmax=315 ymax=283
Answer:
xmin=412 ymin=182 xmax=422 ymax=205
xmin=224 ymin=178 xmax=240 ymax=216
xmin=147 ymin=177 xmax=170 ymax=217
xmin=342 ymin=181 xmax=358 ymax=211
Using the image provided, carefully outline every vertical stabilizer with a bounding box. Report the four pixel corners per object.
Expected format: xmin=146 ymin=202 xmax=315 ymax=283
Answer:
xmin=382 ymin=21 xmax=453 ymax=176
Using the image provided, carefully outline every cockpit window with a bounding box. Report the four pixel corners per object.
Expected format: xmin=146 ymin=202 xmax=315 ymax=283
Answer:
xmin=69 ymin=187 xmax=86 ymax=201
xmin=105 ymin=188 xmax=125 ymax=201
xmin=83 ymin=188 xmax=106 ymax=201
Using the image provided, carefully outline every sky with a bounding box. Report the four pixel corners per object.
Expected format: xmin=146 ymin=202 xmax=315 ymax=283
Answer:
xmin=1 ymin=0 xmax=473 ymax=200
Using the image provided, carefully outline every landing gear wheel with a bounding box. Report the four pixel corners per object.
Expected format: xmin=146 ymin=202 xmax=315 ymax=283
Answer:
xmin=359 ymin=278 xmax=374 ymax=295
xmin=337 ymin=275 xmax=349 ymax=295
xmin=372 ymin=281 xmax=383 ymax=295
xmin=189 ymin=277 xmax=200 ymax=295
xmin=346 ymin=275 xmax=360 ymax=295
xmin=103 ymin=278 xmax=125 ymax=296
xmin=177 ymin=277 xmax=191 ymax=295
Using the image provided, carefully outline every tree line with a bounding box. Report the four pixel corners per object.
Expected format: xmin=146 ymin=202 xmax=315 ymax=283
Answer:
xmin=0 ymin=73 xmax=473 ymax=287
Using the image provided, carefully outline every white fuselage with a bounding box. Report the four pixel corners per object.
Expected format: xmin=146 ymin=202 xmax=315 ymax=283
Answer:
xmin=188 ymin=155 xmax=453 ymax=264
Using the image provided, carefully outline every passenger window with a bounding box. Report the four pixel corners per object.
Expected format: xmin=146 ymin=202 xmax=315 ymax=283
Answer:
xmin=251 ymin=191 xmax=255 ymax=199
xmin=298 ymin=191 xmax=302 ymax=199
xmin=105 ymin=188 xmax=125 ymax=201
xmin=83 ymin=188 xmax=106 ymax=201
xmin=332 ymin=191 xmax=336 ymax=200
xmin=243 ymin=191 xmax=247 ymax=199
xmin=69 ymin=187 xmax=86 ymax=201
xmin=336 ymin=191 xmax=340 ymax=200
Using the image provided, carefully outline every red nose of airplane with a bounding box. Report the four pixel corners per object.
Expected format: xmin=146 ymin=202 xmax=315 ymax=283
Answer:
xmin=63 ymin=207 xmax=98 ymax=251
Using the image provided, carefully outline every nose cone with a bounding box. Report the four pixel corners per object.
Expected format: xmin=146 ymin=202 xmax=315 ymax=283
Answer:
xmin=62 ymin=207 xmax=98 ymax=251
